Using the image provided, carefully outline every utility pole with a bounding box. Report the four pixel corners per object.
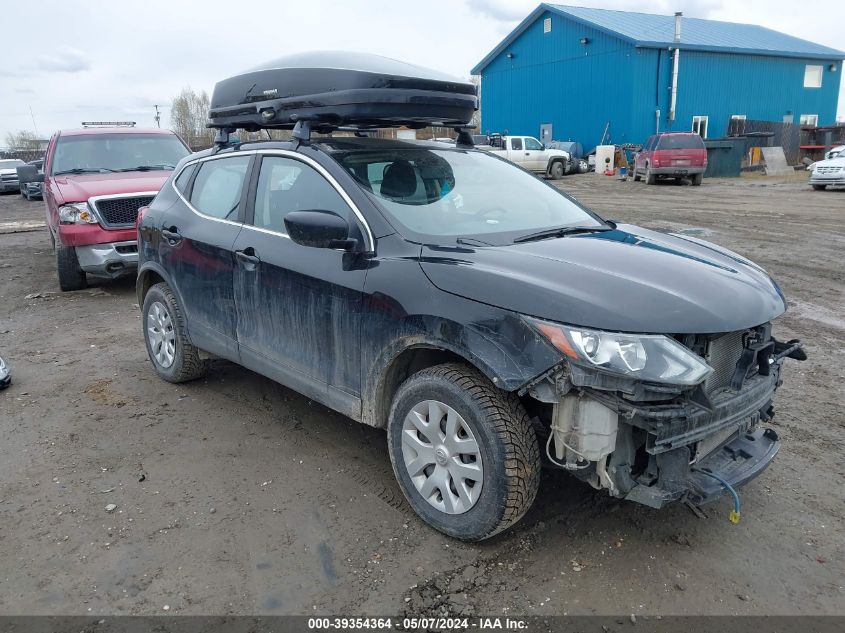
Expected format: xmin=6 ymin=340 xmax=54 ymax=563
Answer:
xmin=154 ymin=105 xmax=161 ymax=128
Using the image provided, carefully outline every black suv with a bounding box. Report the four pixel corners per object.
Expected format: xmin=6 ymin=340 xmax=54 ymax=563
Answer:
xmin=136 ymin=133 xmax=804 ymax=540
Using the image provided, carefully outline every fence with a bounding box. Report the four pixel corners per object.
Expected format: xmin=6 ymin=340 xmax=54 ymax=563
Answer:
xmin=727 ymin=118 xmax=801 ymax=165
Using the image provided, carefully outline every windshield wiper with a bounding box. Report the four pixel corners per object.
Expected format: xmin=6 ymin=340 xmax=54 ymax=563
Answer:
xmin=53 ymin=167 xmax=117 ymax=175
xmin=456 ymin=237 xmax=494 ymax=247
xmin=513 ymin=225 xmax=613 ymax=244
xmin=116 ymin=164 xmax=176 ymax=172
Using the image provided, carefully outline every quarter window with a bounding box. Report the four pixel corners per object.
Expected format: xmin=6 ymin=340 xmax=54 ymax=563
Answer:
xmin=511 ymin=138 xmax=523 ymax=151
xmin=253 ymin=156 xmax=351 ymax=232
xmin=189 ymin=155 xmax=251 ymax=220
xmin=804 ymin=65 xmax=823 ymax=88
xmin=174 ymin=163 xmax=196 ymax=194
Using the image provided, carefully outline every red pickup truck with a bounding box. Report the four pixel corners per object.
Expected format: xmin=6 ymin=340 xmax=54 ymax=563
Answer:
xmin=20 ymin=125 xmax=190 ymax=290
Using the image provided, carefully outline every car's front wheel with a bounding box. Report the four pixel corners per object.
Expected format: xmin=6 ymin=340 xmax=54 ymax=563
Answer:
xmin=387 ymin=363 xmax=540 ymax=541
xmin=142 ymin=282 xmax=207 ymax=383
xmin=549 ymin=160 xmax=565 ymax=180
xmin=56 ymin=246 xmax=87 ymax=291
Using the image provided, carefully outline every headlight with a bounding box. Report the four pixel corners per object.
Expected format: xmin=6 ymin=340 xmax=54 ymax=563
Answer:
xmin=529 ymin=318 xmax=713 ymax=386
xmin=59 ymin=202 xmax=98 ymax=224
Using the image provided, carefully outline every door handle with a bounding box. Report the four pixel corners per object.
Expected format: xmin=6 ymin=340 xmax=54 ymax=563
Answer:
xmin=525 ymin=152 xmax=530 ymax=155
xmin=161 ymin=226 xmax=182 ymax=244
xmin=235 ymin=249 xmax=260 ymax=270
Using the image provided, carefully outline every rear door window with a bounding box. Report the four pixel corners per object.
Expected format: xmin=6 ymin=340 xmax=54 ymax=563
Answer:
xmin=189 ymin=156 xmax=251 ymax=220
xmin=510 ymin=138 xmax=523 ymax=151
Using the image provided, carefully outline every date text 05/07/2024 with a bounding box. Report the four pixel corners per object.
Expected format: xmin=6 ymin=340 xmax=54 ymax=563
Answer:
xmin=307 ymin=616 xmax=529 ymax=630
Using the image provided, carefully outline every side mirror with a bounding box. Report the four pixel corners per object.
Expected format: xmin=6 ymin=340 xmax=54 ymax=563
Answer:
xmin=284 ymin=210 xmax=356 ymax=250
xmin=17 ymin=165 xmax=44 ymax=184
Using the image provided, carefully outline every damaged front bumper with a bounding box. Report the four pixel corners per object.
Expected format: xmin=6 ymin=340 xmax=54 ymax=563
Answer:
xmin=531 ymin=331 xmax=803 ymax=510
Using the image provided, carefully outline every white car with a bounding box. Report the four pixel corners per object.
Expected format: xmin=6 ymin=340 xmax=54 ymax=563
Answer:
xmin=809 ymin=155 xmax=845 ymax=190
xmin=0 ymin=159 xmax=25 ymax=193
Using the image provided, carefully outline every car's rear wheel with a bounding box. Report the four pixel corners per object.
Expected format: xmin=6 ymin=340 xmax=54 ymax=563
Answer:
xmin=56 ymin=246 xmax=87 ymax=291
xmin=142 ymin=282 xmax=207 ymax=383
xmin=691 ymin=173 xmax=703 ymax=186
xmin=645 ymin=165 xmax=656 ymax=185
xmin=387 ymin=363 xmax=540 ymax=541
xmin=812 ymin=184 xmax=827 ymax=191
xmin=633 ymin=168 xmax=642 ymax=182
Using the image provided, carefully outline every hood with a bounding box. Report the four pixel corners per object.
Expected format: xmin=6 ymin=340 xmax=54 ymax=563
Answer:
xmin=0 ymin=168 xmax=21 ymax=175
xmin=813 ymin=156 xmax=845 ymax=168
xmin=51 ymin=171 xmax=171 ymax=204
xmin=420 ymin=224 xmax=786 ymax=334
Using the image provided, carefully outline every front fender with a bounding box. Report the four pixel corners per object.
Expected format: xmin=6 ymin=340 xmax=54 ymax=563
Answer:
xmin=360 ymin=313 xmax=561 ymax=427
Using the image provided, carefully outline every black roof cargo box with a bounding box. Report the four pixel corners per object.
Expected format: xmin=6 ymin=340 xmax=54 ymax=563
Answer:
xmin=208 ymin=51 xmax=477 ymax=132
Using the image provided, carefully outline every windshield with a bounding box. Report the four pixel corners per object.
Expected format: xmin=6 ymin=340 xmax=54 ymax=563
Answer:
xmin=0 ymin=160 xmax=25 ymax=169
xmin=335 ymin=148 xmax=601 ymax=243
xmin=657 ymin=135 xmax=705 ymax=150
xmin=52 ymin=133 xmax=190 ymax=175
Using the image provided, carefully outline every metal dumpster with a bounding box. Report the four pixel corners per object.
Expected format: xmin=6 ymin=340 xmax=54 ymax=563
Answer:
xmin=704 ymin=138 xmax=744 ymax=178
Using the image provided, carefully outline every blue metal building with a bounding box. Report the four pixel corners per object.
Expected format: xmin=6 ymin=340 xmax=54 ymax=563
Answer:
xmin=471 ymin=4 xmax=844 ymax=151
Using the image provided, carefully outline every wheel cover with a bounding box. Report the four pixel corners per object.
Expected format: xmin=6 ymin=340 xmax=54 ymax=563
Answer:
xmin=147 ymin=301 xmax=176 ymax=369
xmin=401 ymin=400 xmax=483 ymax=515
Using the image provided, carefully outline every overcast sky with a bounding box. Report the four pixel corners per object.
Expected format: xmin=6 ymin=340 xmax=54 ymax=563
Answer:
xmin=2 ymin=0 xmax=843 ymax=143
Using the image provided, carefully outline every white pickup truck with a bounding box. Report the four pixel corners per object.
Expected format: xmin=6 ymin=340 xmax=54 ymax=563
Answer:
xmin=484 ymin=135 xmax=572 ymax=179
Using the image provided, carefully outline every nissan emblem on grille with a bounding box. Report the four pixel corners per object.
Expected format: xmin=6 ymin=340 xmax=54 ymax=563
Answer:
xmin=94 ymin=196 xmax=155 ymax=227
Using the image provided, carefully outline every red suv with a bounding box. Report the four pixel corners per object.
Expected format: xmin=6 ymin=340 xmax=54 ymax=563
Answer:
xmin=633 ymin=132 xmax=707 ymax=186
xmin=21 ymin=125 xmax=190 ymax=290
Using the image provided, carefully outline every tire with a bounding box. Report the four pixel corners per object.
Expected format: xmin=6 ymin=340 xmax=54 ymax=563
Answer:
xmin=645 ymin=165 xmax=656 ymax=185
xmin=691 ymin=173 xmax=703 ymax=186
xmin=142 ymin=282 xmax=208 ymax=383
xmin=56 ymin=246 xmax=87 ymax=291
xmin=812 ymin=184 xmax=827 ymax=191
xmin=549 ymin=160 xmax=565 ymax=180
xmin=387 ymin=363 xmax=540 ymax=541
xmin=633 ymin=169 xmax=641 ymax=182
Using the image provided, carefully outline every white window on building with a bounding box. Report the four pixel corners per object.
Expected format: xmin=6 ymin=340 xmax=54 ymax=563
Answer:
xmin=692 ymin=115 xmax=709 ymax=138
xmin=804 ymin=65 xmax=823 ymax=88
xmin=730 ymin=115 xmax=747 ymax=135
xmin=799 ymin=114 xmax=819 ymax=126
xmin=543 ymin=17 xmax=551 ymax=33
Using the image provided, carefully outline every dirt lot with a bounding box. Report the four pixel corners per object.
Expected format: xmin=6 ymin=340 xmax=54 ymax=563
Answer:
xmin=0 ymin=174 xmax=843 ymax=617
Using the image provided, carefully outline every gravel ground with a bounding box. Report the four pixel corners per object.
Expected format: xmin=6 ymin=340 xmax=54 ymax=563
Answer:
xmin=0 ymin=174 xmax=843 ymax=617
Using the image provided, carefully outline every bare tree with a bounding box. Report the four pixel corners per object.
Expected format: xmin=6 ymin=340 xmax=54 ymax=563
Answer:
xmin=3 ymin=130 xmax=42 ymax=161
xmin=169 ymin=87 xmax=215 ymax=150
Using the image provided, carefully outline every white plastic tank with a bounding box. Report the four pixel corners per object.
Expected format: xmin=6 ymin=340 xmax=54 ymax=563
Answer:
xmin=595 ymin=145 xmax=616 ymax=174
